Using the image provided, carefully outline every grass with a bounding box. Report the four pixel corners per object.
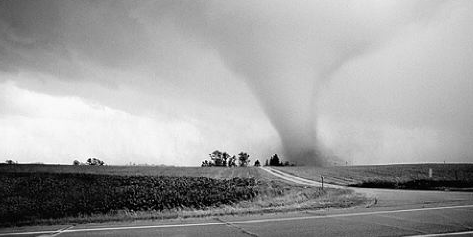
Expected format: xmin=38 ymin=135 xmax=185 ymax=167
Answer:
xmin=273 ymin=163 xmax=473 ymax=190
xmin=0 ymin=164 xmax=367 ymax=227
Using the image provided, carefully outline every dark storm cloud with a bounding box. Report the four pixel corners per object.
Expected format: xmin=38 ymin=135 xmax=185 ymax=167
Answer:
xmin=1 ymin=0 xmax=472 ymax=165
xmin=0 ymin=0 xmax=149 ymax=74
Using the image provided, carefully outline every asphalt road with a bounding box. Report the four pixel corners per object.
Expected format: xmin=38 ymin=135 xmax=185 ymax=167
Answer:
xmin=1 ymin=169 xmax=472 ymax=237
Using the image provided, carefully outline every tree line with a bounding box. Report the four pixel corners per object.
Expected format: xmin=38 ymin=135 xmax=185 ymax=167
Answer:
xmin=202 ymin=151 xmax=293 ymax=167
xmin=201 ymin=150 xmax=258 ymax=167
xmin=264 ymin=154 xmax=294 ymax=167
xmin=73 ymin=158 xmax=105 ymax=166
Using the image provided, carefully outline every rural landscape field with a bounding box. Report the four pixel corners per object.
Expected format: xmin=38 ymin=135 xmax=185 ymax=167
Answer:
xmin=0 ymin=164 xmax=266 ymax=179
xmin=274 ymin=163 xmax=473 ymax=190
xmin=0 ymin=164 xmax=365 ymax=227
xmin=2 ymin=163 xmax=472 ymax=227
xmin=2 ymin=0 xmax=473 ymax=236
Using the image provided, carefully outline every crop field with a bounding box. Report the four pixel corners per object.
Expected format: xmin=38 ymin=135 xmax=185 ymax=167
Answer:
xmin=0 ymin=172 xmax=258 ymax=226
xmin=0 ymin=164 xmax=267 ymax=180
xmin=0 ymin=164 xmax=366 ymax=226
xmin=274 ymin=163 xmax=473 ymax=190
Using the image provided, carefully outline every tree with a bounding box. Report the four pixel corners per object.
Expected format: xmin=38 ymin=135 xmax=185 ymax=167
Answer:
xmin=222 ymin=152 xmax=230 ymax=167
xmin=254 ymin=160 xmax=261 ymax=167
xmin=238 ymin=152 xmax=250 ymax=167
xmin=264 ymin=159 xmax=269 ymax=166
xmin=228 ymin=155 xmax=237 ymax=167
xmin=5 ymin=160 xmax=16 ymax=165
xmin=269 ymin=154 xmax=281 ymax=166
xmin=73 ymin=160 xmax=80 ymax=165
xmin=209 ymin=150 xmax=224 ymax=166
xmin=202 ymin=160 xmax=212 ymax=167
xmin=86 ymin=158 xmax=105 ymax=166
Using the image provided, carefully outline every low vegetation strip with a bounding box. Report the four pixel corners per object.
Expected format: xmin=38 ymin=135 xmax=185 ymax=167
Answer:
xmin=274 ymin=163 xmax=473 ymax=190
xmin=349 ymin=179 xmax=473 ymax=190
xmin=0 ymin=164 xmax=265 ymax=180
xmin=0 ymin=172 xmax=258 ymax=226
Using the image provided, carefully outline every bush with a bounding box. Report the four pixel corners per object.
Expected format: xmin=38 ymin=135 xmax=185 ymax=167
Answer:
xmin=86 ymin=158 xmax=104 ymax=166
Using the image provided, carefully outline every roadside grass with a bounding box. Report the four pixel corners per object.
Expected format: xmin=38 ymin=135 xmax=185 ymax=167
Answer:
xmin=243 ymin=184 xmax=365 ymax=212
xmin=273 ymin=163 xmax=473 ymax=190
xmin=0 ymin=165 xmax=367 ymax=227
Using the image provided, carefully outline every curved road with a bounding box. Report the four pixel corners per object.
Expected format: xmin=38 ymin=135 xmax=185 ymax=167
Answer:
xmin=260 ymin=167 xmax=342 ymax=188
xmin=261 ymin=166 xmax=473 ymax=210
xmin=1 ymin=167 xmax=472 ymax=237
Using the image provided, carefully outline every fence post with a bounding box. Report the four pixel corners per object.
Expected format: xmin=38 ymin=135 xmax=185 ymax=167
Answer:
xmin=321 ymin=176 xmax=324 ymax=190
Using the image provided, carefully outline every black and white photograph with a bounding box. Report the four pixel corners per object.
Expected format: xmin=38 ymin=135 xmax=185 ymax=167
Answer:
xmin=1 ymin=0 xmax=472 ymax=236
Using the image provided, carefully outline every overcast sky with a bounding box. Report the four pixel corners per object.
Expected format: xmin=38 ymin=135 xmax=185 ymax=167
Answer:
xmin=1 ymin=0 xmax=472 ymax=166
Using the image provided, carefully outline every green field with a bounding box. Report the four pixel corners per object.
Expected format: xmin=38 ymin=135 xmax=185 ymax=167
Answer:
xmin=273 ymin=163 xmax=473 ymax=190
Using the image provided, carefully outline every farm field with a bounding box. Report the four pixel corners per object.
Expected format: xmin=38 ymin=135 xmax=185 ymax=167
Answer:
xmin=0 ymin=172 xmax=258 ymax=226
xmin=273 ymin=163 xmax=473 ymax=190
xmin=0 ymin=164 xmax=365 ymax=227
xmin=0 ymin=164 xmax=267 ymax=180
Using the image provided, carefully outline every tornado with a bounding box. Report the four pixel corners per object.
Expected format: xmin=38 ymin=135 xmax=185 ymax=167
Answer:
xmin=203 ymin=6 xmax=371 ymax=165
xmin=243 ymin=67 xmax=325 ymax=165
xmin=199 ymin=0 xmax=444 ymax=165
xmin=186 ymin=0 xmax=444 ymax=165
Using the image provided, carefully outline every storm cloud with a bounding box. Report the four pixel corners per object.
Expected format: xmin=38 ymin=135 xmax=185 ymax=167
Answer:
xmin=1 ymin=0 xmax=472 ymax=165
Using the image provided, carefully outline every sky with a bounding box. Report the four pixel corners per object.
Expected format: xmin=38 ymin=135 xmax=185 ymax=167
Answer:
xmin=1 ymin=0 xmax=472 ymax=166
